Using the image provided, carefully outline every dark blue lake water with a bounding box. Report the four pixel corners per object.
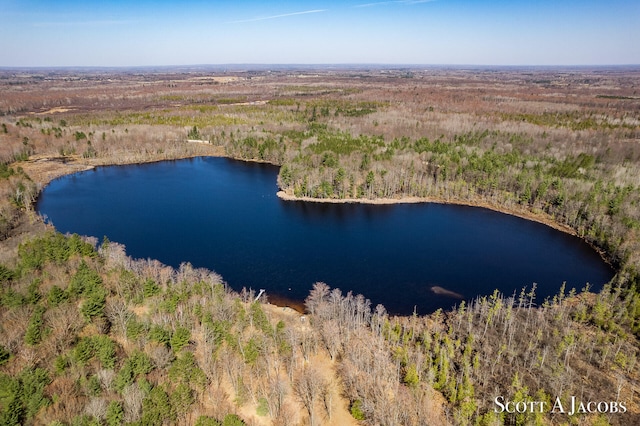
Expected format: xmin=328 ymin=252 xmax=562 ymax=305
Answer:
xmin=36 ymin=157 xmax=614 ymax=315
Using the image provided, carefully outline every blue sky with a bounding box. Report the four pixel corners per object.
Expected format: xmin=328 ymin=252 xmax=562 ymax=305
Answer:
xmin=1 ymin=0 xmax=638 ymax=67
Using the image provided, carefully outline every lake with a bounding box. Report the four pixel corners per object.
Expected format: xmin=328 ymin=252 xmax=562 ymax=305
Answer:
xmin=36 ymin=157 xmax=614 ymax=315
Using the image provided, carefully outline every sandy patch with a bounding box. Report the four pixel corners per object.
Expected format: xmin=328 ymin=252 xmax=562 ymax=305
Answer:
xmin=187 ymin=76 xmax=242 ymax=84
xmin=35 ymin=107 xmax=77 ymax=115
xmin=18 ymin=155 xmax=95 ymax=187
xmin=230 ymin=100 xmax=268 ymax=106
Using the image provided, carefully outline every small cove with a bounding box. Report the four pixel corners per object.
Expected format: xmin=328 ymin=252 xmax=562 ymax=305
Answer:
xmin=36 ymin=156 xmax=614 ymax=315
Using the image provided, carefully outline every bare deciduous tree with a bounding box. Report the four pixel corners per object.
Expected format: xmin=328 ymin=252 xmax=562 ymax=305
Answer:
xmin=123 ymin=383 xmax=144 ymax=423
xmin=294 ymin=365 xmax=328 ymax=426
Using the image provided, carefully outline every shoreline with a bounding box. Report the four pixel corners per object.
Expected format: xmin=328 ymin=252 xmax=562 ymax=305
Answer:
xmin=276 ymin=189 xmax=614 ymax=268
xmin=17 ymin=151 xmax=614 ymax=272
xmin=276 ymin=190 xmax=578 ymax=237
xmin=17 ymin=146 xmax=227 ymax=189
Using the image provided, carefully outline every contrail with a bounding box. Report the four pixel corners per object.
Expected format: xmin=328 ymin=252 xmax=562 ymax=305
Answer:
xmin=355 ymin=0 xmax=435 ymax=7
xmin=228 ymin=9 xmax=327 ymax=24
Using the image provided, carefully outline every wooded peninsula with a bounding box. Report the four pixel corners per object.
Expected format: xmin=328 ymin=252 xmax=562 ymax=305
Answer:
xmin=0 ymin=66 xmax=639 ymax=425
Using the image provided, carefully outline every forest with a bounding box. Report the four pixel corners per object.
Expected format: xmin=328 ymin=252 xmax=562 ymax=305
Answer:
xmin=0 ymin=66 xmax=639 ymax=425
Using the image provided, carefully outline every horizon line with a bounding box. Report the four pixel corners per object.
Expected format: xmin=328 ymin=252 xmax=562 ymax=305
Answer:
xmin=2 ymin=63 xmax=640 ymax=71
